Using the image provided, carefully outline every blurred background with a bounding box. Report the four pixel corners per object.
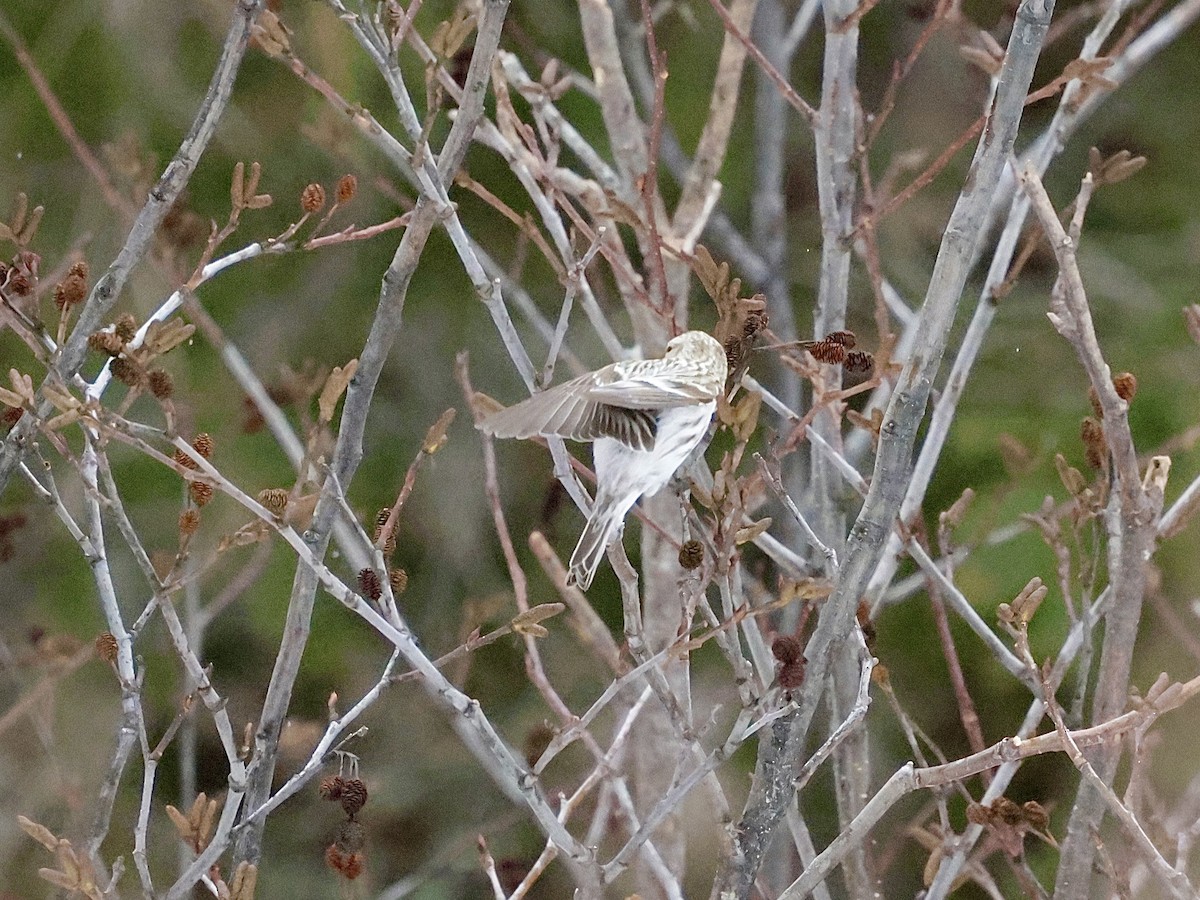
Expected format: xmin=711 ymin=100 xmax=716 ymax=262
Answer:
xmin=1 ymin=0 xmax=1199 ymax=896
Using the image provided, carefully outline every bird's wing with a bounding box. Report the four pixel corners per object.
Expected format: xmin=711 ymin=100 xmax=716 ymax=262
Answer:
xmin=586 ymin=375 xmax=715 ymax=408
xmin=583 ymin=358 xmax=718 ymax=409
xmin=480 ymin=372 xmax=657 ymax=450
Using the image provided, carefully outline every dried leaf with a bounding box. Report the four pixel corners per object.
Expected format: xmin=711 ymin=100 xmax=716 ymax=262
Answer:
xmin=18 ymin=816 xmax=59 ymax=852
xmin=318 ymin=359 xmax=358 ymax=423
xmin=734 ymin=517 xmax=772 ymax=545
xmin=422 ymin=407 xmax=456 ymax=453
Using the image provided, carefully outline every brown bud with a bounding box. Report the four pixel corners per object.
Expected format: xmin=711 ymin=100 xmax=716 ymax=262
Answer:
xmin=1113 ymin=371 xmax=1137 ymax=404
xmin=301 ymin=183 xmax=326 ymax=214
xmin=189 ymin=481 xmax=214 ymax=507
xmin=257 ymin=488 xmax=289 ymax=515
xmin=1 ymin=406 xmax=22 ymax=427
xmin=824 ymin=330 xmax=857 ymax=348
xmin=192 ymin=433 xmax=214 ymax=459
xmin=179 ymin=509 xmax=201 ymax=535
xmin=114 ymin=314 xmax=137 ymax=343
xmin=319 ymin=775 xmax=346 ymax=801
xmin=358 ymin=568 xmax=382 ymax=600
xmin=148 ymin=369 xmax=174 ymax=399
xmin=88 ymin=331 xmax=124 ymax=357
xmin=110 ymin=357 xmax=144 ymax=388
xmin=808 ymin=339 xmax=847 ymax=365
xmin=1088 ymin=385 xmax=1103 ymax=419
xmin=336 ymin=174 xmax=357 ymax=204
xmin=340 ymin=778 xmax=368 ymax=818
xmin=1081 ymin=417 xmax=1108 ymax=471
xmin=95 ymin=631 xmax=119 ymax=663
xmin=845 ymin=350 xmax=874 ymax=374
xmin=389 ymin=568 xmax=409 ymax=594
xmin=677 ymin=539 xmax=704 ymax=570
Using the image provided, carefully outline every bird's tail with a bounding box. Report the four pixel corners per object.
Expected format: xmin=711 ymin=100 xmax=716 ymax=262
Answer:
xmin=567 ymin=500 xmax=627 ymax=590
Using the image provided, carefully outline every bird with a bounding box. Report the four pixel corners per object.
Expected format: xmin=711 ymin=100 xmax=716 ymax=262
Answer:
xmin=480 ymin=330 xmax=728 ymax=589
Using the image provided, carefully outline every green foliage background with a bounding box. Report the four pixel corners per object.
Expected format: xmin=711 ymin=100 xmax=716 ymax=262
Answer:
xmin=1 ymin=1 xmax=1199 ymax=897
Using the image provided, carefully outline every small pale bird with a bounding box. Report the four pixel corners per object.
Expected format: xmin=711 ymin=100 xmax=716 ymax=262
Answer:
xmin=481 ymin=330 xmax=728 ymax=589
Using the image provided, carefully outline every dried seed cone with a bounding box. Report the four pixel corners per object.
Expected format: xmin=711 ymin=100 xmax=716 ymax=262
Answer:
xmin=824 ymin=329 xmax=857 ymax=348
xmin=189 ymin=481 xmax=214 ymax=508
xmin=95 ymin=631 xmax=119 ymax=663
xmin=336 ymin=174 xmax=357 ymax=204
xmin=54 ymin=270 xmax=88 ymax=310
xmin=257 ymin=488 xmax=289 ymax=515
xmin=743 ymin=309 xmax=770 ymax=338
xmin=845 ymin=350 xmax=874 ymax=374
xmin=374 ymin=508 xmax=397 ymax=556
xmin=192 ymin=433 xmax=214 ymax=459
xmin=1113 ymin=371 xmax=1137 ymax=403
xmin=772 ymin=635 xmax=803 ymax=666
xmin=340 ymin=778 xmax=368 ymax=818
xmin=808 ymin=339 xmax=847 ymax=365
xmin=778 ymin=659 xmax=806 ymax=690
xmin=114 ymin=314 xmax=138 ymax=343
xmin=179 ymin=509 xmax=201 ymax=535
xmin=677 ymin=539 xmax=704 ymax=570
xmin=1081 ymin=416 xmax=1108 ymax=470
xmin=301 ymin=183 xmax=326 ymax=213
xmin=148 ymin=369 xmax=174 ymax=399
xmin=358 ymin=568 xmax=382 ymax=600
xmin=389 ymin=568 xmax=409 ymax=594
xmin=110 ymin=357 xmax=144 ymax=388
xmin=173 ymin=448 xmax=199 ymax=470
xmin=88 ymin=331 xmax=124 ymax=357
xmin=319 ymin=775 xmax=346 ymax=801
